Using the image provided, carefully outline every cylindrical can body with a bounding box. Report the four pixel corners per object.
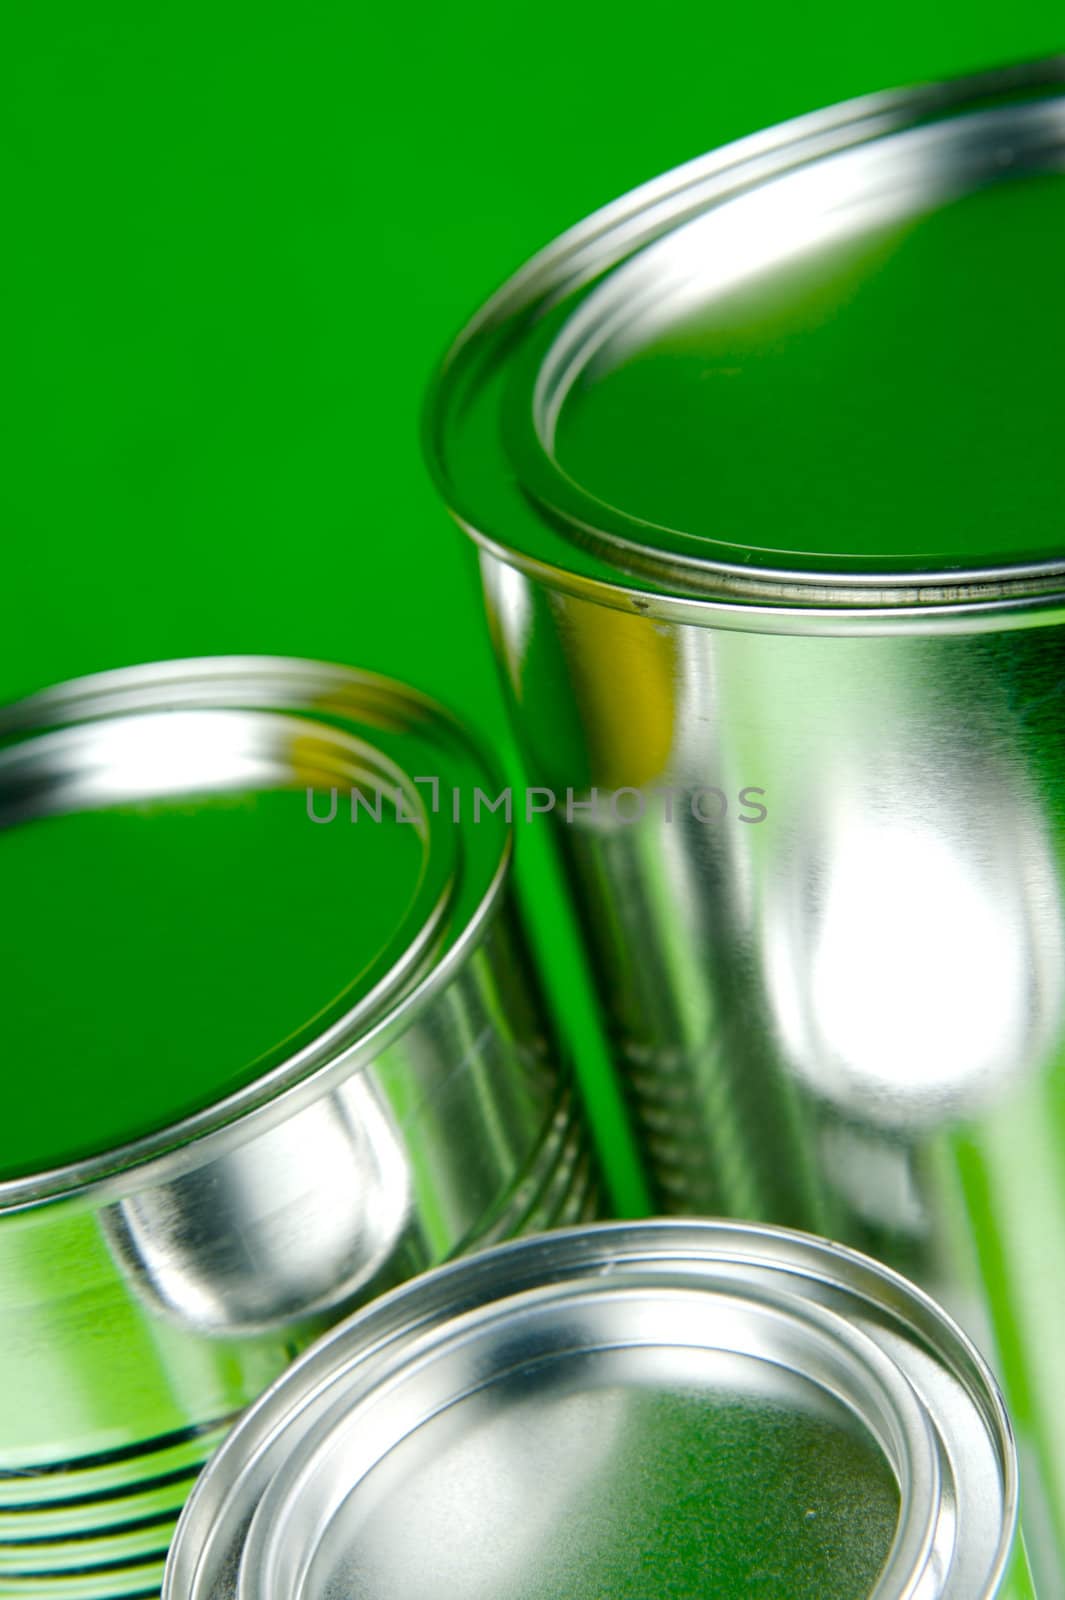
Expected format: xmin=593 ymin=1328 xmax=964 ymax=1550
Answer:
xmin=425 ymin=58 xmax=1065 ymax=1593
xmin=481 ymin=557 xmax=1065 ymax=1573
xmin=164 ymin=1220 xmax=1034 ymax=1600
xmin=0 ymin=659 xmax=598 ymax=1598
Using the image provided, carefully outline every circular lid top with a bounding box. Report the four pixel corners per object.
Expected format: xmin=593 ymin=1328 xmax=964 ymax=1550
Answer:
xmin=165 ymin=1221 xmax=1020 ymax=1600
xmin=0 ymin=658 xmax=509 ymax=1205
xmin=428 ymin=57 xmax=1065 ymax=613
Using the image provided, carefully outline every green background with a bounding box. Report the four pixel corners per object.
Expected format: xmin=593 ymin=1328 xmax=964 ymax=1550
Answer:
xmin=2 ymin=5 xmax=1061 ymax=1207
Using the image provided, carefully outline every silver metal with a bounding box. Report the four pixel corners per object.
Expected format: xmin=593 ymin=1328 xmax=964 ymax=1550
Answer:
xmin=164 ymin=1220 xmax=1034 ymax=1600
xmin=0 ymin=658 xmax=598 ymax=1598
xmin=426 ymin=56 xmax=1065 ymax=1596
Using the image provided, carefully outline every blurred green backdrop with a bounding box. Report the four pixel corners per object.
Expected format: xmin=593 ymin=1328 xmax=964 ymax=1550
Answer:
xmin=2 ymin=4 xmax=1061 ymax=1208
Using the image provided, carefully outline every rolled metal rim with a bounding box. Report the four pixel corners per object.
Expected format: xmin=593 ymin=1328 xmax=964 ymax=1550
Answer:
xmin=0 ymin=656 xmax=513 ymax=1214
xmin=164 ymin=1219 xmax=1021 ymax=1600
xmin=424 ymin=54 xmax=1065 ymax=631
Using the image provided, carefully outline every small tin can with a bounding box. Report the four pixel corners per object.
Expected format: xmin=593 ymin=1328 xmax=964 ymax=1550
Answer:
xmin=426 ymin=55 xmax=1065 ymax=1588
xmin=0 ymin=657 xmax=598 ymax=1598
xmin=164 ymin=1219 xmax=1035 ymax=1599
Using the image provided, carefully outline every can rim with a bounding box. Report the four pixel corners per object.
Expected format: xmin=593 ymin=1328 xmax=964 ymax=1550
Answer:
xmin=424 ymin=54 xmax=1065 ymax=626
xmin=164 ymin=1219 xmax=1020 ymax=1600
xmin=0 ymin=656 xmax=513 ymax=1213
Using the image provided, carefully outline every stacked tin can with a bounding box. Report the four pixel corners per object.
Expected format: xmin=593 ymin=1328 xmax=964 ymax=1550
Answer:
xmin=426 ymin=54 xmax=1065 ymax=1596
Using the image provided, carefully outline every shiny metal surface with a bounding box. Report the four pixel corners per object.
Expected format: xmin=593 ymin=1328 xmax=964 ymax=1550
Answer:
xmin=0 ymin=658 xmax=598 ymax=1598
xmin=164 ymin=1220 xmax=1033 ymax=1600
xmin=428 ymin=55 xmax=1065 ymax=607
xmin=426 ymin=56 xmax=1065 ymax=1597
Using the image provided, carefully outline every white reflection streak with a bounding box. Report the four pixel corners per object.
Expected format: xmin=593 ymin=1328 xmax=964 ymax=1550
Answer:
xmin=69 ymin=711 xmax=282 ymax=803
xmin=811 ymin=822 xmax=1025 ymax=1106
xmin=487 ymin=558 xmax=534 ymax=694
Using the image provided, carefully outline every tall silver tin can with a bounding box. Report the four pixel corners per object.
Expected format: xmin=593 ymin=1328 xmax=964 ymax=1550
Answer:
xmin=426 ymin=58 xmax=1065 ymax=1590
xmin=165 ymin=1220 xmax=1036 ymax=1600
xmin=0 ymin=657 xmax=598 ymax=1598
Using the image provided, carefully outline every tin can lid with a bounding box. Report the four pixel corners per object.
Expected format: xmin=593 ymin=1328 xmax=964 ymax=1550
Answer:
xmin=428 ymin=57 xmax=1065 ymax=612
xmin=165 ymin=1221 xmax=1020 ymax=1600
xmin=0 ymin=657 xmax=510 ymax=1205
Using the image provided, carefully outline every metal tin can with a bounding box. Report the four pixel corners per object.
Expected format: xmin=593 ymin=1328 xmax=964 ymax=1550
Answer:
xmin=425 ymin=55 xmax=1065 ymax=1590
xmin=164 ymin=1219 xmax=1035 ymax=1599
xmin=0 ymin=657 xmax=598 ymax=1598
